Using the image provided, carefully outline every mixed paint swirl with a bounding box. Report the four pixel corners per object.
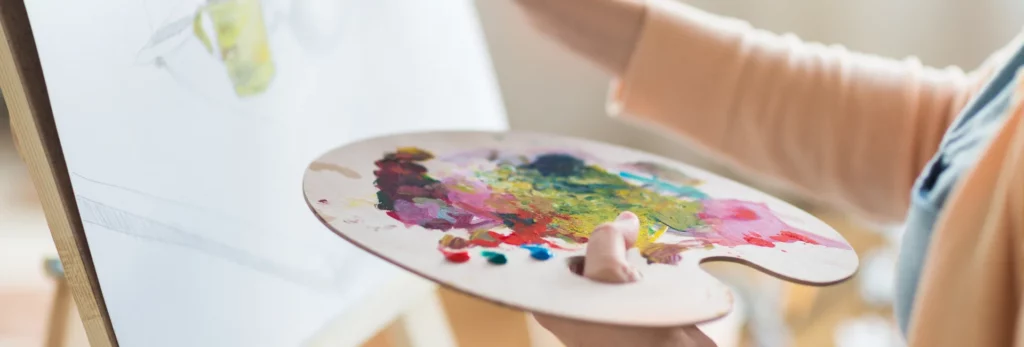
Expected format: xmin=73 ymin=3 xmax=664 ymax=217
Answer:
xmin=372 ymin=147 xmax=849 ymax=265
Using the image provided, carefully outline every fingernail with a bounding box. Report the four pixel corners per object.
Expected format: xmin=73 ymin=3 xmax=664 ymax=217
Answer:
xmin=626 ymin=268 xmax=642 ymax=282
xmin=616 ymin=211 xmax=637 ymax=221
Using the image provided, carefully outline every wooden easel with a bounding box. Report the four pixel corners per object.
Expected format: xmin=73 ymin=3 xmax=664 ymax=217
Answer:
xmin=0 ymin=1 xmax=118 ymax=346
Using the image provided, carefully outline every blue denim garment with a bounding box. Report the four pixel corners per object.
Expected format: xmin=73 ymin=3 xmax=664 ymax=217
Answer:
xmin=894 ymin=44 xmax=1024 ymax=335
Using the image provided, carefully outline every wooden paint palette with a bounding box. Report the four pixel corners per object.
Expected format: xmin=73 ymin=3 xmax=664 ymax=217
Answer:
xmin=302 ymin=131 xmax=858 ymax=327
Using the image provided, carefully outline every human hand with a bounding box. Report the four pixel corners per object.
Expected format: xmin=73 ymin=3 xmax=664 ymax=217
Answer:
xmin=512 ymin=0 xmax=646 ymax=75
xmin=532 ymin=212 xmax=717 ymax=347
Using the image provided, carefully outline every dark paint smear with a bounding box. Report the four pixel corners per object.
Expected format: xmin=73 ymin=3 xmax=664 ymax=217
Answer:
xmin=526 ymin=154 xmax=587 ymax=177
xmin=374 ymin=149 xmax=588 ymax=249
xmin=373 ymin=148 xmax=476 ymax=232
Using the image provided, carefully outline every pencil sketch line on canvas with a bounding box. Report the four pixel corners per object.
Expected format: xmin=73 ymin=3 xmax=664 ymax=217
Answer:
xmin=76 ymin=196 xmax=338 ymax=289
xmin=70 ymin=172 xmax=245 ymax=222
xmin=70 ymin=172 xmax=377 ymax=293
xmin=72 ymin=172 xmax=209 ymax=212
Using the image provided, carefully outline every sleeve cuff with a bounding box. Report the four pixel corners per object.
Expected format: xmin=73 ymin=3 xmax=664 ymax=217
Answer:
xmin=605 ymin=0 xmax=660 ymax=119
xmin=606 ymin=0 xmax=690 ymax=120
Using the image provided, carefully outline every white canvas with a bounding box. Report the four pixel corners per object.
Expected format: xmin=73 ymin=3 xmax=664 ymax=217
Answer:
xmin=22 ymin=0 xmax=507 ymax=345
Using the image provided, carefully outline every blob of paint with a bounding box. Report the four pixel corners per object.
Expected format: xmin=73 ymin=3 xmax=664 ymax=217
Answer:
xmin=481 ymin=250 xmax=508 ymax=265
xmin=519 ymin=244 xmax=553 ymax=260
xmin=770 ymin=230 xmax=819 ymax=245
xmin=445 ymin=252 xmax=471 ymax=263
xmin=487 ymin=254 xmax=507 ymax=265
xmin=530 ymin=249 xmax=552 ymax=260
xmin=742 ymin=233 xmax=775 ymax=248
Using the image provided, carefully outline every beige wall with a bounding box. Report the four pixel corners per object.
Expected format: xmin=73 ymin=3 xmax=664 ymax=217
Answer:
xmin=475 ymin=0 xmax=1024 ymax=204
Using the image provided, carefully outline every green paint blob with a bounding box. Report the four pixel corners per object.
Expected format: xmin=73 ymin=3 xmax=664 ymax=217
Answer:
xmin=477 ymin=156 xmax=705 ymax=241
xmin=486 ymin=253 xmax=507 ymax=265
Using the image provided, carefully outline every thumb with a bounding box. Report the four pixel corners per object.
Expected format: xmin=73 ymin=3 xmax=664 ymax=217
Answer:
xmin=582 ymin=211 xmax=641 ymax=283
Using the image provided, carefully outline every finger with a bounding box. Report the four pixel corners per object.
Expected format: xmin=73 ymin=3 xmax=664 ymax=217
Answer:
xmin=615 ymin=211 xmax=639 ymax=248
xmin=583 ymin=211 xmax=641 ymax=283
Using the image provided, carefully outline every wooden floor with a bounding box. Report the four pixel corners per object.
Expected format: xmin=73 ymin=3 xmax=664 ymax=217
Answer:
xmin=785 ymin=212 xmax=897 ymax=347
xmin=363 ymin=288 xmax=536 ymax=347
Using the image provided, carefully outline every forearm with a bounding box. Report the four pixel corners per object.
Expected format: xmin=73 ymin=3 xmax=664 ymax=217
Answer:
xmin=518 ymin=0 xmax=992 ymax=222
xmin=515 ymin=0 xmax=646 ymax=75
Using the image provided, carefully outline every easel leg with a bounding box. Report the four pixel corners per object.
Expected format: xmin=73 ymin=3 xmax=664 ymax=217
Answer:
xmin=45 ymin=265 xmax=70 ymax=347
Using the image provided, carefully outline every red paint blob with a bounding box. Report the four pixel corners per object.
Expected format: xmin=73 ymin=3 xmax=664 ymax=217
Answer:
xmin=317 ymin=199 xmax=329 ymax=204
xmin=444 ymin=251 xmax=471 ymax=263
xmin=501 ymin=233 xmax=529 ymax=246
xmin=770 ymin=230 xmax=819 ymax=245
xmin=743 ymin=233 xmax=775 ymax=248
xmin=466 ymin=230 xmax=569 ymax=250
xmin=730 ymin=207 xmax=759 ymax=220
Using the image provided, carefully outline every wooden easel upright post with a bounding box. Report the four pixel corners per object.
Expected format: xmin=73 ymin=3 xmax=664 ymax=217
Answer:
xmin=0 ymin=1 xmax=118 ymax=346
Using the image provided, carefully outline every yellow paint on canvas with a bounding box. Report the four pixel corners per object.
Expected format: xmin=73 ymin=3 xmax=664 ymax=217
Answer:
xmin=193 ymin=0 xmax=275 ymax=97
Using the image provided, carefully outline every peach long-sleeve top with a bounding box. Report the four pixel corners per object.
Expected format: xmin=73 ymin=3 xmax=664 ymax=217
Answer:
xmin=608 ymin=1 xmax=1024 ymax=346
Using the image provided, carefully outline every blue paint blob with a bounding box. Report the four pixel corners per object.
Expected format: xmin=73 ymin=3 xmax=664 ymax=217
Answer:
xmin=529 ymin=248 xmax=553 ymax=261
xmin=519 ymin=244 xmax=553 ymax=261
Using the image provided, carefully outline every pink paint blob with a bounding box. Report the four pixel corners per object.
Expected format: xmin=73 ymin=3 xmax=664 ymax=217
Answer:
xmin=688 ymin=199 xmax=850 ymax=250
